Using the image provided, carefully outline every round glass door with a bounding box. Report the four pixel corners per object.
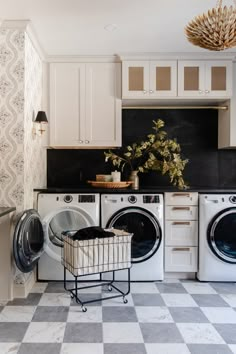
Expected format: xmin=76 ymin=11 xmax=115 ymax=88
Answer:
xmin=106 ymin=207 xmax=162 ymax=263
xmin=208 ymin=207 xmax=236 ymax=264
xmin=43 ymin=207 xmax=95 ymax=262
xmin=13 ymin=209 xmax=44 ymax=273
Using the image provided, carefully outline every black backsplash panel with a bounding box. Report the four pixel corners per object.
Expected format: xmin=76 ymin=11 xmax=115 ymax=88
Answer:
xmin=47 ymin=109 xmax=236 ymax=188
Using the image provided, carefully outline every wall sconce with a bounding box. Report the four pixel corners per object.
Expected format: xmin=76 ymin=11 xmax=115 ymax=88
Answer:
xmin=33 ymin=111 xmax=48 ymax=136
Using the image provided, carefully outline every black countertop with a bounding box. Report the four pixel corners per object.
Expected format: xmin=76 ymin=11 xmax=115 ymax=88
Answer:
xmin=0 ymin=207 xmax=16 ymax=217
xmin=34 ymin=187 xmax=236 ymax=194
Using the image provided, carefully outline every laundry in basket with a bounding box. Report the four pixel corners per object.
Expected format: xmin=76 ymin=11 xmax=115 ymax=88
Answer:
xmin=61 ymin=227 xmax=133 ymax=277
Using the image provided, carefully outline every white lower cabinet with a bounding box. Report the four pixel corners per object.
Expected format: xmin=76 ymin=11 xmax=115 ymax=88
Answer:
xmin=165 ymin=246 xmax=198 ymax=272
xmin=164 ymin=192 xmax=199 ymax=273
xmin=49 ymin=62 xmax=121 ymax=147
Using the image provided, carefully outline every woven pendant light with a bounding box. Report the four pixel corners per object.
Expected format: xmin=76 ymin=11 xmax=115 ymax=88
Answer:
xmin=185 ymin=0 xmax=236 ymax=51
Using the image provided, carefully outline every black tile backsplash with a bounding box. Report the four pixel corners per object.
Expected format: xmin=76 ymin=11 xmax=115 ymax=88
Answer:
xmin=47 ymin=109 xmax=236 ymax=188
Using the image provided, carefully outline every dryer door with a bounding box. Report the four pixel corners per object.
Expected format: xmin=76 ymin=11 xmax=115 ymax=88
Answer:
xmin=208 ymin=207 xmax=236 ymax=264
xmin=106 ymin=207 xmax=162 ymax=263
xmin=13 ymin=209 xmax=44 ymax=273
xmin=43 ymin=207 xmax=95 ymax=262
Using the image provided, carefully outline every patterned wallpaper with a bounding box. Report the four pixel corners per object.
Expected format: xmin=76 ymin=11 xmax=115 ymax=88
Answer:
xmin=0 ymin=26 xmax=46 ymax=286
xmin=24 ymin=32 xmax=46 ymax=210
xmin=0 ymin=28 xmax=46 ymax=212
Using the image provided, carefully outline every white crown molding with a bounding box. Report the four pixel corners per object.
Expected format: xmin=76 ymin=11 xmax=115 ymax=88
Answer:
xmin=1 ymin=19 xmax=46 ymax=61
xmin=118 ymin=52 xmax=236 ymax=61
xmin=46 ymin=55 xmax=121 ymax=63
xmin=1 ymin=19 xmax=30 ymax=29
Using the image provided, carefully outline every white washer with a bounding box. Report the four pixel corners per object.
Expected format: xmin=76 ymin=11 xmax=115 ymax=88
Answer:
xmin=37 ymin=193 xmax=100 ymax=281
xmin=198 ymin=194 xmax=236 ymax=282
xmin=101 ymin=194 xmax=164 ymax=281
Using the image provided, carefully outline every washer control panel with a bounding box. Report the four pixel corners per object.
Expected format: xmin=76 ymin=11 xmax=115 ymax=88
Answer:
xmin=229 ymin=196 xmax=236 ymax=204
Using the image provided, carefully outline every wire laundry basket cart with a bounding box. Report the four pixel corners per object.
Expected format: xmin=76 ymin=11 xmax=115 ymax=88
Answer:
xmin=61 ymin=228 xmax=133 ymax=312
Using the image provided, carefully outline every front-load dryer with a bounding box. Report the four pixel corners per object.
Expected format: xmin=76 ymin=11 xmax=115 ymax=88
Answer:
xmin=198 ymin=194 xmax=236 ymax=282
xmin=101 ymin=193 xmax=164 ymax=281
xmin=13 ymin=193 xmax=100 ymax=281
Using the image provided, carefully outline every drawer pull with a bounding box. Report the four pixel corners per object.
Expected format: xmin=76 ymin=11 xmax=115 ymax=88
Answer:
xmin=172 ymin=221 xmax=191 ymax=225
xmin=172 ymin=207 xmax=190 ymax=211
xmin=172 ymin=193 xmax=190 ymax=197
xmin=172 ymin=247 xmax=190 ymax=252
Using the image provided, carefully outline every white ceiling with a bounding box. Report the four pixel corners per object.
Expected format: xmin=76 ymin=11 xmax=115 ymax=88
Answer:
xmin=1 ymin=0 xmax=236 ymax=56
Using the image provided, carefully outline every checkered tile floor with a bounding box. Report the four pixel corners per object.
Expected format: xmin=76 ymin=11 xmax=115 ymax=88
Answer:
xmin=1 ymin=279 xmax=236 ymax=354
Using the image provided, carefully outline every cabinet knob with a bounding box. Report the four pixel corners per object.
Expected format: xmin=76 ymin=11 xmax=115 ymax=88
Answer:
xmin=205 ymin=90 xmax=210 ymax=94
xmin=149 ymin=90 xmax=154 ymax=94
xmin=143 ymin=90 xmax=147 ymax=94
xmin=85 ymin=140 xmax=89 ymax=144
xmin=79 ymin=140 xmax=83 ymax=143
xmin=198 ymin=90 xmax=203 ymax=94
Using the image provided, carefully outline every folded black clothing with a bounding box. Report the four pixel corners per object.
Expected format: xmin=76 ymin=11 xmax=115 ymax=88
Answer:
xmin=65 ymin=226 xmax=115 ymax=241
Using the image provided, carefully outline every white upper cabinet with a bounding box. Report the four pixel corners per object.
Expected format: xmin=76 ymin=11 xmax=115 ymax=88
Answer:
xmin=178 ymin=60 xmax=232 ymax=98
xmin=122 ymin=60 xmax=177 ymax=98
xmin=49 ymin=62 xmax=121 ymax=147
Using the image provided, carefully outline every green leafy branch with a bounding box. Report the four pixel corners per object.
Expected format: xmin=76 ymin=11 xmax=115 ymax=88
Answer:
xmin=104 ymin=119 xmax=189 ymax=190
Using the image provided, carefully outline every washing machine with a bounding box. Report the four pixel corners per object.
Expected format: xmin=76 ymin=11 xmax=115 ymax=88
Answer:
xmin=13 ymin=193 xmax=100 ymax=281
xmin=101 ymin=193 xmax=164 ymax=281
xmin=198 ymin=194 xmax=236 ymax=281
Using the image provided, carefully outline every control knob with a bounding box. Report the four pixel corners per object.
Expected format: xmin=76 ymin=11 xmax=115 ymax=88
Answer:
xmin=64 ymin=195 xmax=73 ymax=203
xmin=128 ymin=195 xmax=137 ymax=204
xmin=229 ymin=196 xmax=236 ymax=204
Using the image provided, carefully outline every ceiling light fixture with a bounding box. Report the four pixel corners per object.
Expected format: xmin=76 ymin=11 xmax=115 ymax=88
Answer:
xmin=185 ymin=0 xmax=236 ymax=51
xmin=104 ymin=24 xmax=117 ymax=32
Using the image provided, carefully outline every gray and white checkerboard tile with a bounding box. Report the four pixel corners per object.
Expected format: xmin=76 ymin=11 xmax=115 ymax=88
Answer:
xmin=1 ymin=280 xmax=236 ymax=353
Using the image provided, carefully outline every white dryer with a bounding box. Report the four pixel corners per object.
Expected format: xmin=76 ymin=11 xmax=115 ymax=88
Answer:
xmin=101 ymin=194 xmax=164 ymax=281
xmin=198 ymin=194 xmax=236 ymax=282
xmin=13 ymin=193 xmax=100 ymax=281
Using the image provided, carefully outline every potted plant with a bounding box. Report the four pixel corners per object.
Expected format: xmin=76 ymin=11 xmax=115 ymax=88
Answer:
xmin=104 ymin=119 xmax=188 ymax=190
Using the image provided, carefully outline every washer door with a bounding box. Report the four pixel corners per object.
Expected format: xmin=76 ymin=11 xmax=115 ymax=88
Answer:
xmin=13 ymin=209 xmax=44 ymax=273
xmin=43 ymin=207 xmax=96 ymax=262
xmin=106 ymin=207 xmax=162 ymax=263
xmin=208 ymin=207 xmax=236 ymax=264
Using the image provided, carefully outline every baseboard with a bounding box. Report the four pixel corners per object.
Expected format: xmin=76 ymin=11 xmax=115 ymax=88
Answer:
xmin=13 ymin=272 xmax=36 ymax=298
xmin=164 ymin=272 xmax=196 ymax=280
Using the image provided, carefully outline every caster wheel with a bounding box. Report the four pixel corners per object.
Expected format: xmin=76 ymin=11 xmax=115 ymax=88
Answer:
xmin=108 ymin=285 xmax=112 ymax=292
xmin=123 ymin=297 xmax=128 ymax=304
xmin=82 ymin=306 xmax=87 ymax=312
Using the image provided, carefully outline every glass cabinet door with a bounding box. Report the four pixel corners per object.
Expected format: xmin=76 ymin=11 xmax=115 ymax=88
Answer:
xmin=178 ymin=61 xmax=205 ymax=97
xmin=122 ymin=61 xmax=150 ymax=98
xmin=149 ymin=61 xmax=177 ymax=97
xmin=205 ymin=61 xmax=232 ymax=97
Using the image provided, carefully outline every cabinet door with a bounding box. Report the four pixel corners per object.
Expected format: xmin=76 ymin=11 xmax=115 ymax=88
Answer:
xmin=178 ymin=60 xmax=205 ymax=97
xmin=50 ymin=63 xmax=86 ymax=147
xmin=85 ymin=63 xmax=121 ymax=147
xmin=165 ymin=246 xmax=198 ymax=272
xmin=149 ymin=60 xmax=177 ymax=97
xmin=205 ymin=61 xmax=232 ymax=97
xmin=122 ymin=61 xmax=149 ymax=98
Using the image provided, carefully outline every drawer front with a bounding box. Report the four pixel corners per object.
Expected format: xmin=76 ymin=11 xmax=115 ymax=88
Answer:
xmin=165 ymin=220 xmax=198 ymax=246
xmin=165 ymin=206 xmax=198 ymax=220
xmin=165 ymin=246 xmax=198 ymax=272
xmin=165 ymin=192 xmax=198 ymax=206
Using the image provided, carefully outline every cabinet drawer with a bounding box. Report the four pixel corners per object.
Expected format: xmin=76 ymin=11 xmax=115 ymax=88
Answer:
xmin=165 ymin=206 xmax=198 ymax=220
xmin=165 ymin=246 xmax=198 ymax=272
xmin=165 ymin=192 xmax=198 ymax=206
xmin=165 ymin=220 xmax=198 ymax=246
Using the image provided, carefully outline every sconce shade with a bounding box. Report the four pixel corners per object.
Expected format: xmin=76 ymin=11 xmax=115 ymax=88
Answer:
xmin=35 ymin=111 xmax=48 ymax=123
